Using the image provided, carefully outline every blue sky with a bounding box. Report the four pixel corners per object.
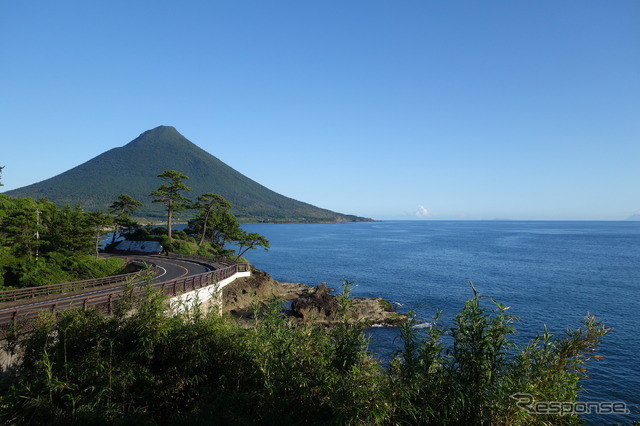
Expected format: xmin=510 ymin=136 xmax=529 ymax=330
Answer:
xmin=1 ymin=1 xmax=638 ymax=220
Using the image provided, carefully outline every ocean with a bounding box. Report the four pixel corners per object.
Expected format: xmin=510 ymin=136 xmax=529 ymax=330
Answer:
xmin=241 ymin=220 xmax=640 ymax=425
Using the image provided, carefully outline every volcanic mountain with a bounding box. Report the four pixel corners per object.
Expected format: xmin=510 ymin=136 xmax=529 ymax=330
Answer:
xmin=4 ymin=126 xmax=371 ymax=223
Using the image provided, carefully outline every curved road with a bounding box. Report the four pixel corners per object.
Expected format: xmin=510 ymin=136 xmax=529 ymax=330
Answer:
xmin=0 ymin=255 xmax=214 ymax=320
xmin=148 ymin=255 xmax=212 ymax=283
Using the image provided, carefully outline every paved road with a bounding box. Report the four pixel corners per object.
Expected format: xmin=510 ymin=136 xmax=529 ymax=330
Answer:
xmin=0 ymin=255 xmax=214 ymax=319
xmin=147 ymin=255 xmax=213 ymax=283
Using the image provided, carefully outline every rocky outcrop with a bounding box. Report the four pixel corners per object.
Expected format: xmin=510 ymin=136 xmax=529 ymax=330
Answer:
xmin=290 ymin=283 xmax=339 ymax=322
xmin=221 ymin=267 xmax=406 ymax=326
xmin=290 ymin=283 xmax=407 ymax=326
xmin=220 ymin=267 xmax=310 ymax=317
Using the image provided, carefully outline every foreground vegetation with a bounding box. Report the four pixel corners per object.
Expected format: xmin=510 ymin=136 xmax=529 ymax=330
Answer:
xmin=0 ymin=280 xmax=608 ymax=425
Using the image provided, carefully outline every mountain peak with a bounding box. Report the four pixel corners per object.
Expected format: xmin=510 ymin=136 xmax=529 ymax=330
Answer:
xmin=143 ymin=125 xmax=179 ymax=136
xmin=4 ymin=128 xmax=372 ymax=223
xmin=128 ymin=126 xmax=185 ymax=147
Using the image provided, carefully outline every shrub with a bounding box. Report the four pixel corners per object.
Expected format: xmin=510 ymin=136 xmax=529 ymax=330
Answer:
xmin=387 ymin=282 xmax=609 ymax=425
xmin=0 ymin=281 xmax=608 ymax=425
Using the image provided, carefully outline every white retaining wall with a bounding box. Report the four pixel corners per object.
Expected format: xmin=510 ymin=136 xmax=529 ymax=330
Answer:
xmin=168 ymin=270 xmax=251 ymax=315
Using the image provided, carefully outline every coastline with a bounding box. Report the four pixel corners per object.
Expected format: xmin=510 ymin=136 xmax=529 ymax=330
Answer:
xmin=220 ymin=267 xmax=407 ymax=326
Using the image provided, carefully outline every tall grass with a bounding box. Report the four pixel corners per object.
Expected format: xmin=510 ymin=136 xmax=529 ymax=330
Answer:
xmin=0 ymin=280 xmax=608 ymax=425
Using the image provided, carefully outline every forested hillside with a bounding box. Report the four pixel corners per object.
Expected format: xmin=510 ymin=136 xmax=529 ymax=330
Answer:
xmin=0 ymin=194 xmax=125 ymax=289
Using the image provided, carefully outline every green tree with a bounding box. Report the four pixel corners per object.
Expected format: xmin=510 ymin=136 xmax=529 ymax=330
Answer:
xmin=108 ymin=193 xmax=142 ymax=245
xmin=188 ymin=192 xmax=243 ymax=254
xmin=234 ymin=230 xmax=270 ymax=260
xmin=87 ymin=211 xmax=113 ymax=258
xmin=192 ymin=193 xmax=232 ymax=247
xmin=0 ymin=194 xmax=9 ymax=237
xmin=0 ymin=197 xmax=126 ymax=288
xmin=44 ymin=205 xmax=95 ymax=257
xmin=149 ymin=170 xmax=191 ymax=239
xmin=0 ymin=198 xmax=54 ymax=260
xmin=209 ymin=208 xmax=242 ymax=254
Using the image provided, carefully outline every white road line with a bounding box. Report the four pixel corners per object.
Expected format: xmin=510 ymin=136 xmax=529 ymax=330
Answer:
xmin=154 ymin=265 xmax=168 ymax=279
xmin=0 ymin=260 xmax=210 ymax=317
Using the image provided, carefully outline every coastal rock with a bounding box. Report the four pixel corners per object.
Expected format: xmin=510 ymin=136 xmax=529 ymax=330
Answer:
xmin=220 ymin=267 xmax=310 ymax=316
xmin=349 ymin=297 xmax=407 ymax=326
xmin=290 ymin=283 xmax=407 ymax=326
xmin=290 ymin=283 xmax=340 ymax=322
xmin=221 ymin=268 xmax=407 ymax=326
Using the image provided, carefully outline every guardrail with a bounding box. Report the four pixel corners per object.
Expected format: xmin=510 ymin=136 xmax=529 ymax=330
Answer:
xmin=164 ymin=253 xmax=250 ymax=272
xmin=0 ymin=259 xmax=250 ymax=337
xmin=0 ymin=260 xmax=156 ymax=303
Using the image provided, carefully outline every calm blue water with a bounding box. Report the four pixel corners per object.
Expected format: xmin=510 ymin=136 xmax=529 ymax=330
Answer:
xmin=241 ymin=221 xmax=640 ymax=424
